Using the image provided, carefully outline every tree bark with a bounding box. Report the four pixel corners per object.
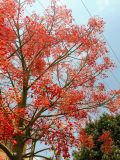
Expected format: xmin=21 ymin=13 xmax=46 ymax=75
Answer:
xmin=29 ymin=141 xmax=36 ymax=160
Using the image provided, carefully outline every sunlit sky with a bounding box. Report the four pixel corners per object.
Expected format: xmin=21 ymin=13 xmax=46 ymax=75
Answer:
xmin=27 ymin=0 xmax=120 ymax=159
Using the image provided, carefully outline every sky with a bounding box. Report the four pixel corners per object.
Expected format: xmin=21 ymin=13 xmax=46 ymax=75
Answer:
xmin=27 ymin=0 xmax=120 ymax=159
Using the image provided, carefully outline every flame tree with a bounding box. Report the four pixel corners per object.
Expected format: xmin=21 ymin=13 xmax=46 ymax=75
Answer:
xmin=0 ymin=0 xmax=119 ymax=159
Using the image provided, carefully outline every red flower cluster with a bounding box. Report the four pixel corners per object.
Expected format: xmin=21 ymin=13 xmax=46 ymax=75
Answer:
xmin=98 ymin=131 xmax=113 ymax=153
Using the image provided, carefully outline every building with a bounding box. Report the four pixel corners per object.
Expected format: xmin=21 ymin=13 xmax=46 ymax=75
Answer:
xmin=0 ymin=149 xmax=8 ymax=160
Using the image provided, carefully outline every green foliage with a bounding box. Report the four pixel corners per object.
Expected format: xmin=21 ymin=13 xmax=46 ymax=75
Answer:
xmin=73 ymin=114 xmax=120 ymax=160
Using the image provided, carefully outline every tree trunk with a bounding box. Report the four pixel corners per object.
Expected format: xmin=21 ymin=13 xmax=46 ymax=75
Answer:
xmin=13 ymin=140 xmax=25 ymax=160
xmin=29 ymin=141 xmax=36 ymax=160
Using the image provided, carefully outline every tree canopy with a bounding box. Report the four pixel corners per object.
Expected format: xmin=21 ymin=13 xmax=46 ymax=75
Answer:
xmin=0 ymin=0 xmax=120 ymax=159
xmin=73 ymin=114 xmax=120 ymax=160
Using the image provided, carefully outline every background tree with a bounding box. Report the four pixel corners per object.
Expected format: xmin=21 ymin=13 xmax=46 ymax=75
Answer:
xmin=73 ymin=114 xmax=120 ymax=160
xmin=0 ymin=0 xmax=120 ymax=159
